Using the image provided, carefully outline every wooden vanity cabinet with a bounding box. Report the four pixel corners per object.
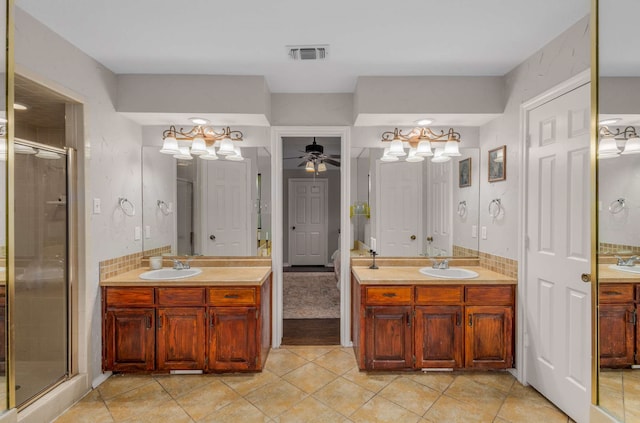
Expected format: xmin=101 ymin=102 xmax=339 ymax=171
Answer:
xmin=353 ymin=277 xmax=515 ymax=371
xmin=599 ymin=284 xmax=635 ymax=368
xmin=103 ymin=288 xmax=155 ymax=372
xmin=102 ymin=274 xmax=271 ymax=373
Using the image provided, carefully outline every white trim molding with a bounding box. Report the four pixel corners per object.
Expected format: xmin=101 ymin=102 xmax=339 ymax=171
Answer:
xmin=270 ymin=126 xmax=352 ymax=348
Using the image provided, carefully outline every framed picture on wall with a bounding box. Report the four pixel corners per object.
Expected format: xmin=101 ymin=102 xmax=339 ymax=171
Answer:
xmin=488 ymin=145 xmax=506 ymax=182
xmin=458 ymin=158 xmax=471 ymax=188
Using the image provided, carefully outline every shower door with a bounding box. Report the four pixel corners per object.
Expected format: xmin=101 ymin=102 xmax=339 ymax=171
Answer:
xmin=14 ymin=142 xmax=69 ymax=407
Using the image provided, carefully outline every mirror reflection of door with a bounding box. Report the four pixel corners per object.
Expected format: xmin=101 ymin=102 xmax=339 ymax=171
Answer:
xmin=288 ymin=179 xmax=328 ymax=266
xmin=176 ymin=178 xmax=193 ymax=255
xmin=376 ymin=160 xmax=421 ymax=256
xmin=426 ymin=160 xmax=452 ymax=256
xmin=200 ymin=159 xmax=251 ymax=256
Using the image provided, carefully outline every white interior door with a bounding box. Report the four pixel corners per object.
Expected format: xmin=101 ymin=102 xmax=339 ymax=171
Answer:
xmin=377 ymin=161 xmax=421 ymax=256
xmin=525 ymin=83 xmax=591 ymax=422
xmin=426 ymin=160 xmax=453 ymax=256
xmin=176 ymin=179 xmax=193 ymax=255
xmin=288 ymin=179 xmax=328 ymax=266
xmin=201 ymin=159 xmax=251 ymax=256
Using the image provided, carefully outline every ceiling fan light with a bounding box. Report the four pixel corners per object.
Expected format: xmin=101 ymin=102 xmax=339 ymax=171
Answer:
xmin=174 ymin=147 xmax=193 ymax=160
xmin=218 ymin=137 xmax=235 ymax=155
xmin=388 ymin=139 xmax=406 ymax=156
xmin=621 ymin=136 xmax=640 ymax=155
xmin=416 ymin=140 xmax=433 ymax=156
xmin=160 ymin=136 xmax=180 ymax=155
xmin=443 ymin=140 xmax=461 ymax=156
xmin=190 ymin=136 xmax=207 ymax=155
xmin=305 ymin=160 xmax=315 ymax=172
xmin=598 ymin=136 xmax=620 ymax=156
xmin=406 ymin=148 xmax=424 ymax=162
xmin=318 ymin=162 xmax=327 ymax=172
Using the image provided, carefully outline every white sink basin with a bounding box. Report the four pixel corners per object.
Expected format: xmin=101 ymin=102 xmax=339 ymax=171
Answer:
xmin=139 ymin=268 xmax=203 ymax=280
xmin=609 ymin=265 xmax=640 ymax=274
xmin=419 ymin=267 xmax=479 ymax=279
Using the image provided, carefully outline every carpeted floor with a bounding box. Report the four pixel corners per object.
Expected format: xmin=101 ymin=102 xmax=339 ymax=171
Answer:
xmin=283 ymin=272 xmax=340 ymax=319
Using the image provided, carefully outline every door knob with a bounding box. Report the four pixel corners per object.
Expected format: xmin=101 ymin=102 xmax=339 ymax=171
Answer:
xmin=209 ymin=235 xmax=216 ymax=241
xmin=426 ymin=236 xmax=433 ymax=242
xmin=410 ymin=235 xmax=416 ymax=240
xmin=581 ymin=273 xmax=591 ymax=283
xmin=292 ymin=226 xmax=296 ymax=230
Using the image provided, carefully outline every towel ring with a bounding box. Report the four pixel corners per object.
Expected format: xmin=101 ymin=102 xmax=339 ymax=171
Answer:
xmin=488 ymin=199 xmax=502 ymax=218
xmin=608 ymin=198 xmax=626 ymax=214
xmin=457 ymin=201 xmax=467 ymax=217
xmin=157 ymin=200 xmax=171 ymax=216
xmin=118 ymin=197 xmax=136 ymax=217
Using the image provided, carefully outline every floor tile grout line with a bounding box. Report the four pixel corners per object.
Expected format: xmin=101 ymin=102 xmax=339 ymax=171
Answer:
xmin=98 ymin=376 xmax=157 ymax=402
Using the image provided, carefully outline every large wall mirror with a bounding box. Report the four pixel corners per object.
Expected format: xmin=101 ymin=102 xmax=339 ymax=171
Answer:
xmin=597 ymin=0 xmax=640 ymax=420
xmin=142 ymin=128 xmax=271 ymax=258
xmin=350 ymin=129 xmax=480 ymax=258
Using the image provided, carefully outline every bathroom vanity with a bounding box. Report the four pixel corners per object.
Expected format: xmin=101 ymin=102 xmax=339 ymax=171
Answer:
xmin=598 ymin=262 xmax=640 ymax=368
xmin=100 ymin=264 xmax=271 ymax=373
xmin=351 ymin=261 xmax=516 ymax=371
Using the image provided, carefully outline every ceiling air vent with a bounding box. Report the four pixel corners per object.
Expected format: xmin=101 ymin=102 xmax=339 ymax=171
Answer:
xmin=287 ymin=45 xmax=329 ymax=61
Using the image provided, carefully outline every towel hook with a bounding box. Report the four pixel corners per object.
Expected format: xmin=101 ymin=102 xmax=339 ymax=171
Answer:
xmin=118 ymin=197 xmax=136 ymax=217
xmin=488 ymin=199 xmax=502 ymax=218
xmin=608 ymin=198 xmax=626 ymax=214
xmin=157 ymin=200 xmax=171 ymax=216
xmin=457 ymin=201 xmax=467 ymax=217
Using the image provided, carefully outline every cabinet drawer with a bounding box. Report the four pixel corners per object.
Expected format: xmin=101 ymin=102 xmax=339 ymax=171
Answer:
xmin=365 ymin=286 xmax=412 ymax=305
xmin=208 ymin=288 xmax=256 ymax=305
xmin=600 ymin=284 xmax=634 ymax=304
xmin=157 ymin=288 xmax=206 ymax=305
xmin=465 ymin=285 xmax=513 ymax=305
xmin=415 ymin=286 xmax=462 ymax=305
xmin=105 ymin=287 xmax=154 ymax=307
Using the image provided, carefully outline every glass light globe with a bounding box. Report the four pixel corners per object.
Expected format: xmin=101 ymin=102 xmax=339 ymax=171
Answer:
xmin=173 ymin=147 xmax=193 ymax=160
xmin=218 ymin=137 xmax=236 ymax=155
xmin=431 ymin=148 xmax=451 ymax=163
xmin=416 ymin=140 xmax=433 ymax=157
xmin=388 ymin=139 xmax=406 ymax=156
xmin=443 ymin=140 xmax=461 ymax=156
xmin=621 ymin=136 xmax=640 ymax=155
xmin=381 ymin=147 xmax=399 ymax=162
xmin=190 ymin=136 xmax=207 ymax=155
xmin=200 ymin=146 xmax=219 ymax=160
xmin=226 ymin=146 xmax=244 ymax=161
xmin=160 ymin=135 xmax=180 ymax=155
xmin=406 ymin=148 xmax=424 ymax=162
xmin=598 ymin=136 xmax=619 ymax=157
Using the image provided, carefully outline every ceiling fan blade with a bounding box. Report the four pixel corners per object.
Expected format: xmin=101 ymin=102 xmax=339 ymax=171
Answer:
xmin=297 ymin=161 xmax=307 ymax=167
xmin=329 ymin=154 xmax=341 ymax=158
xmin=324 ymin=159 xmax=341 ymax=167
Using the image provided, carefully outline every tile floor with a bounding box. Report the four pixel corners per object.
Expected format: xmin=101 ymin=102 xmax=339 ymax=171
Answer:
xmin=599 ymin=369 xmax=640 ymax=422
xmin=54 ymin=346 xmax=573 ymax=423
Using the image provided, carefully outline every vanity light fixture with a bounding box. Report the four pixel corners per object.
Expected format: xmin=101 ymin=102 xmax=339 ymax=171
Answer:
xmin=381 ymin=127 xmax=462 ymax=163
xmin=160 ymin=125 xmax=244 ymax=161
xmin=598 ymin=126 xmax=640 ymax=158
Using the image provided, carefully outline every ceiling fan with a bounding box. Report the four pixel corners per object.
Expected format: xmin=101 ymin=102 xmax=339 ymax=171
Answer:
xmin=284 ymin=138 xmax=341 ymax=171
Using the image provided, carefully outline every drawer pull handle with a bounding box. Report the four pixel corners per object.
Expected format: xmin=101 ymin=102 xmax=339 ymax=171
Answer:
xmin=158 ymin=315 xmax=162 ymax=329
xmin=145 ymin=316 xmax=151 ymax=329
xmin=603 ymin=291 xmax=622 ymax=296
xmin=224 ymin=294 xmax=240 ymax=299
xmin=382 ymin=293 xmax=397 ymax=298
xmin=456 ymin=312 xmax=461 ymax=327
xmin=210 ymin=314 xmax=215 ymax=328
xmin=468 ymin=314 xmax=473 ymax=327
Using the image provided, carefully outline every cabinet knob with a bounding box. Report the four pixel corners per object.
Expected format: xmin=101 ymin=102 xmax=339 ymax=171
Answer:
xmin=580 ymin=273 xmax=591 ymax=283
xmin=210 ymin=235 xmax=216 ymax=241
xmin=410 ymin=235 xmax=416 ymax=240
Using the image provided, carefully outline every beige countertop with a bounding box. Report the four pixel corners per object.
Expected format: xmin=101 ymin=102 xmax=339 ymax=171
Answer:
xmin=598 ymin=264 xmax=640 ymax=284
xmin=352 ymin=266 xmax=516 ymax=285
xmin=100 ymin=266 xmax=271 ymax=287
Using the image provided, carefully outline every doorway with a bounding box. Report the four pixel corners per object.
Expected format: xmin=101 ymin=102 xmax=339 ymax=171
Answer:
xmin=281 ymin=136 xmax=342 ymax=345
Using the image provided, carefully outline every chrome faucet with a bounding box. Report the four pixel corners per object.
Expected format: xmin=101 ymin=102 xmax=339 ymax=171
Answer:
xmin=172 ymin=258 xmax=192 ymax=270
xmin=431 ymin=259 xmax=449 ymax=269
xmin=616 ymin=255 xmax=640 ymax=267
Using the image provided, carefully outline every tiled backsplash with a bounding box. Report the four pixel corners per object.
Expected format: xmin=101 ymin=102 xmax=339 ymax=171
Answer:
xmin=452 ymin=245 xmax=479 ymax=257
xmin=479 ymin=251 xmax=518 ymax=279
xmin=99 ymin=245 xmax=171 ymax=281
xmin=599 ymin=242 xmax=640 ymax=255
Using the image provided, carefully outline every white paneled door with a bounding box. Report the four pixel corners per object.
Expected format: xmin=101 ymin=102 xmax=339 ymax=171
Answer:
xmin=201 ymin=159 xmax=251 ymax=256
xmin=426 ymin=160 xmax=452 ymax=255
xmin=377 ymin=161 xmax=421 ymax=256
xmin=525 ymin=82 xmax=591 ymax=422
xmin=288 ymin=179 xmax=328 ymax=266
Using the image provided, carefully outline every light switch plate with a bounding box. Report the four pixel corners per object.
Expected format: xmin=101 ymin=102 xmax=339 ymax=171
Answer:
xmin=472 ymin=225 xmax=478 ymax=238
xmin=145 ymin=225 xmax=151 ymax=239
xmin=93 ymin=198 xmax=101 ymax=214
xmin=481 ymin=226 xmax=487 ymax=240
xmin=134 ymin=226 xmax=141 ymax=241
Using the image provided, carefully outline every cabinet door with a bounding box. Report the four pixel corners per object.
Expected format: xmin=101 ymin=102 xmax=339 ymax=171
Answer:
xmin=415 ymin=306 xmax=463 ymax=369
xmin=104 ymin=308 xmax=155 ymax=372
xmin=600 ymin=304 xmax=635 ymax=368
xmin=157 ymin=307 xmax=206 ymax=371
xmin=208 ymin=307 xmax=257 ymax=371
xmin=465 ymin=306 xmax=513 ymax=369
xmin=364 ymin=306 xmax=412 ymax=370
